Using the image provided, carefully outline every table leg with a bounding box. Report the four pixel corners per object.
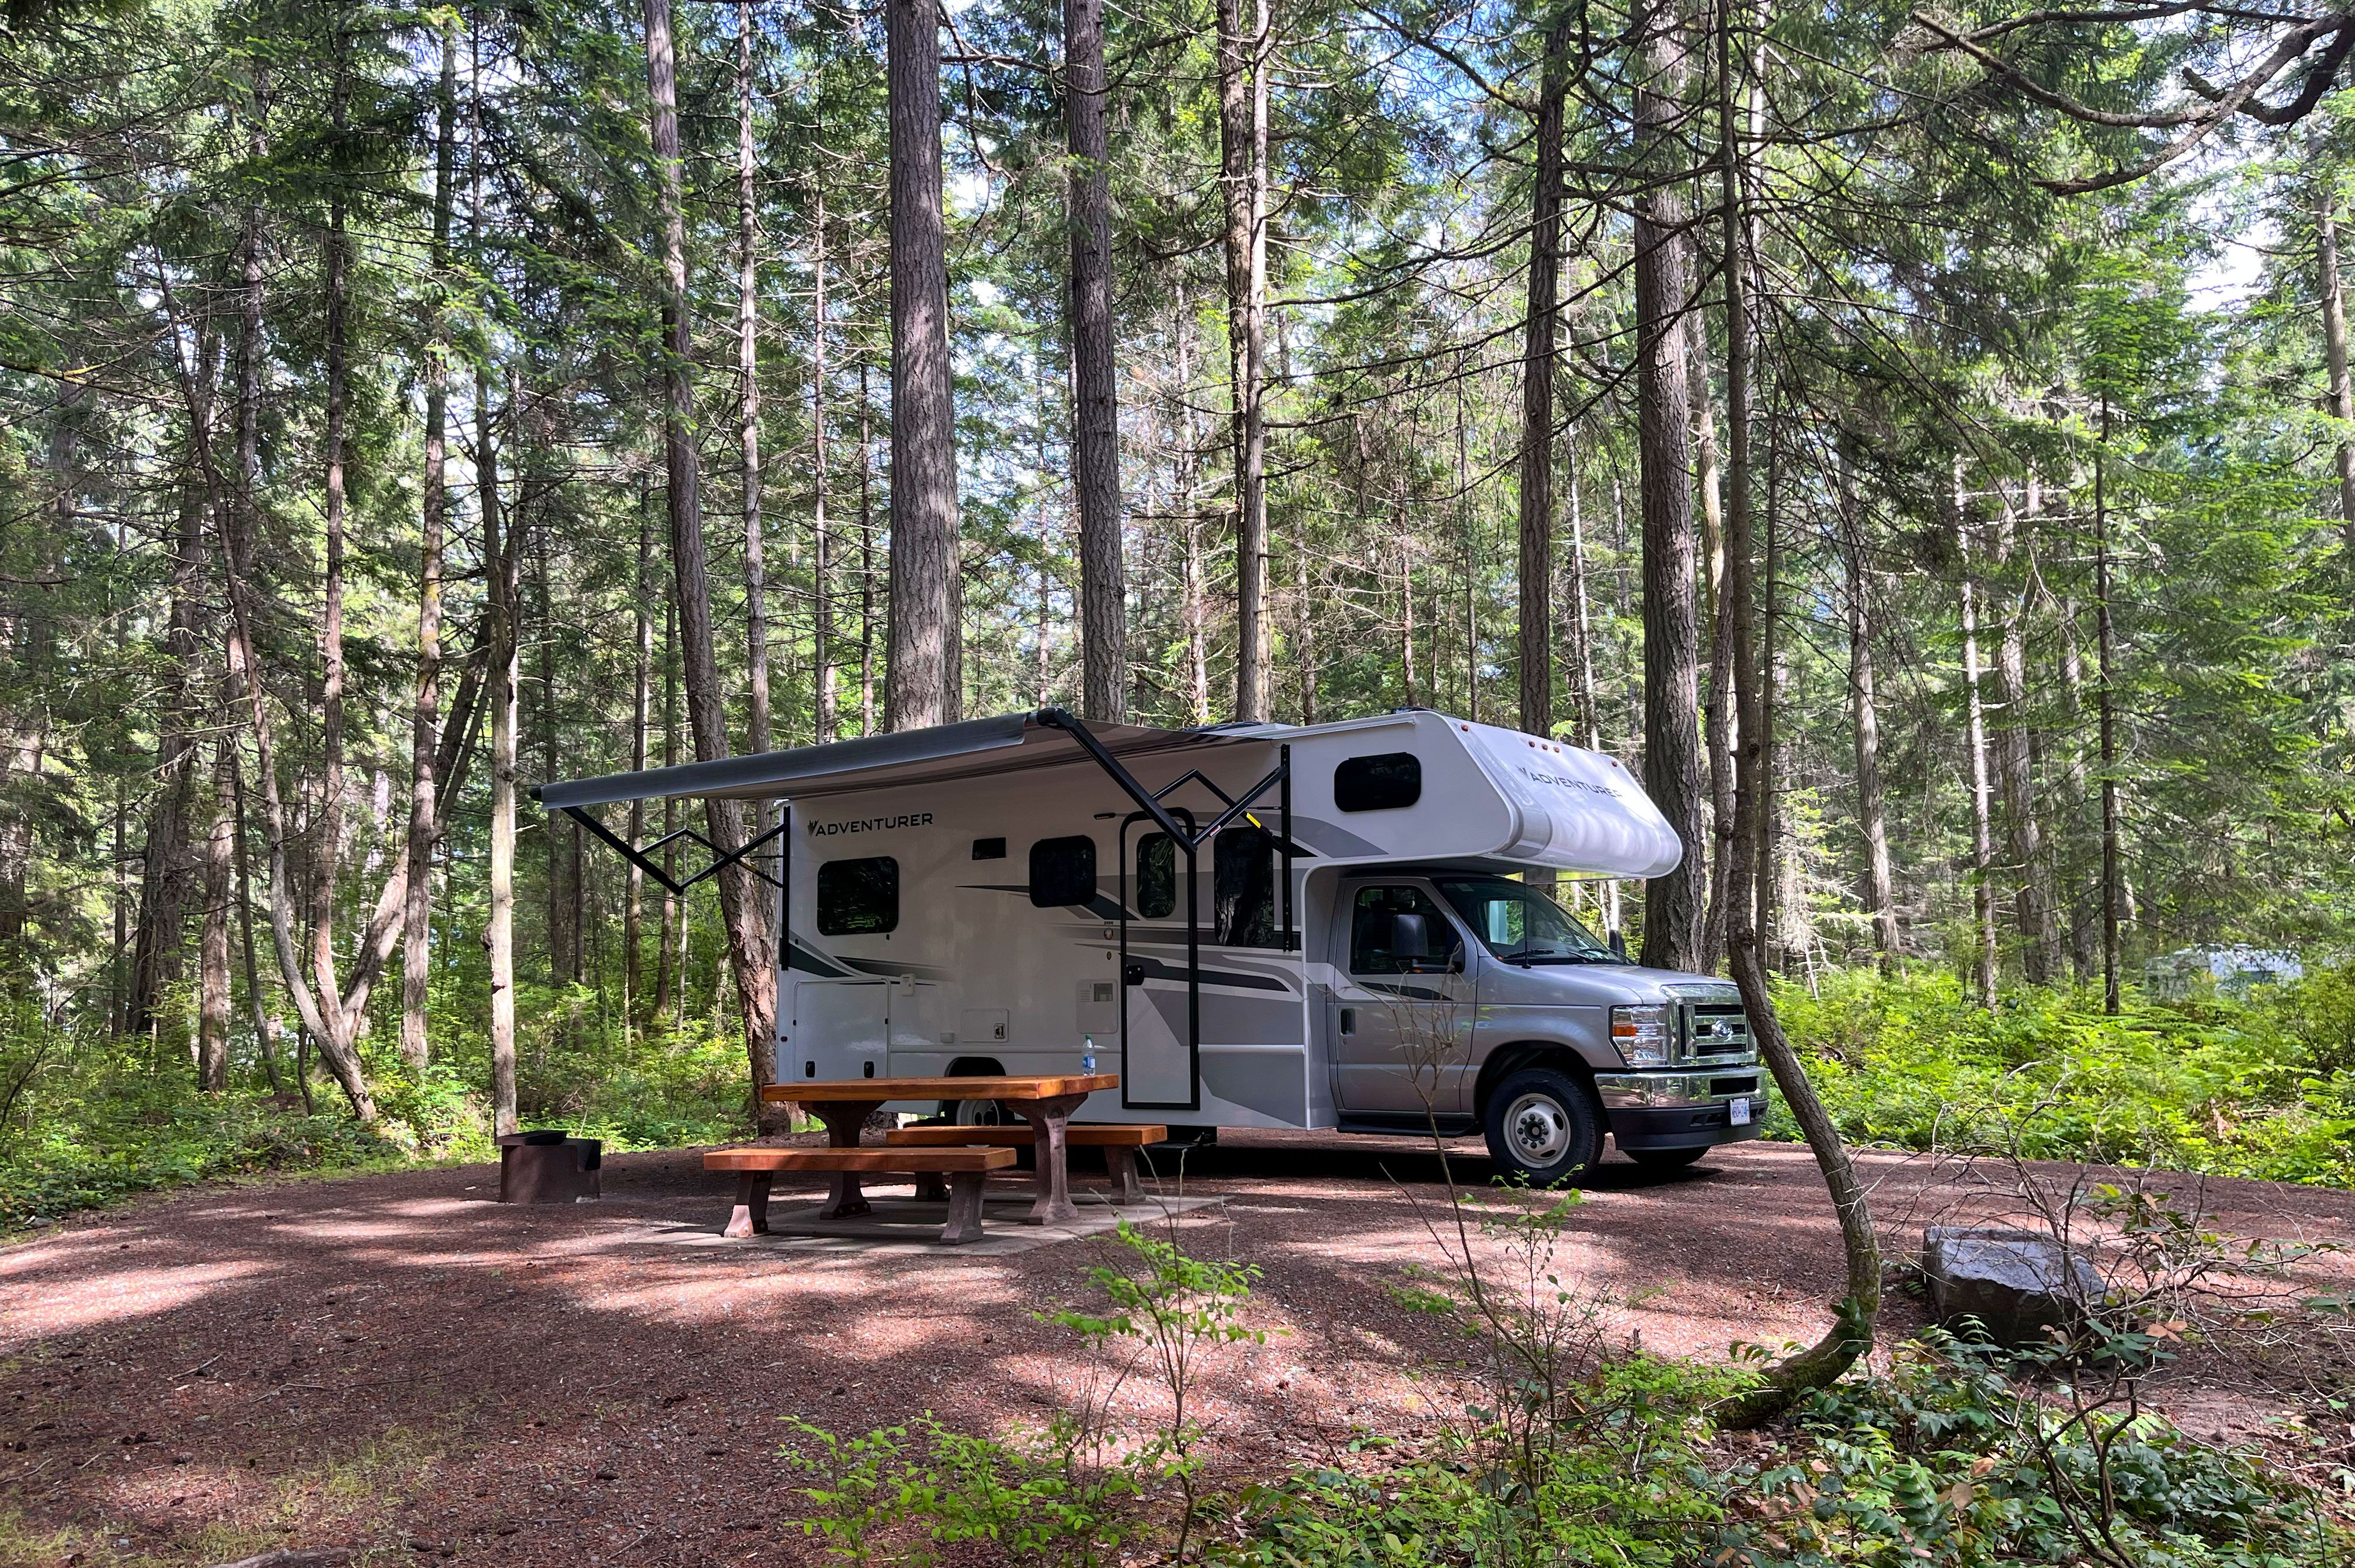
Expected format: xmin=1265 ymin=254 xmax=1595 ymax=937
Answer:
xmin=1016 ymin=1092 xmax=1091 ymax=1225
xmin=1105 ymin=1147 xmax=1144 ymax=1205
xmin=814 ymin=1100 xmax=881 ymax=1221
xmin=940 ymin=1171 xmax=988 ymax=1244
xmin=724 ymin=1173 xmax=772 ymax=1238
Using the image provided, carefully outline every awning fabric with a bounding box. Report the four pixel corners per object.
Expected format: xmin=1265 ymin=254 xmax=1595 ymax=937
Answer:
xmin=534 ymin=710 xmax=1250 ymax=811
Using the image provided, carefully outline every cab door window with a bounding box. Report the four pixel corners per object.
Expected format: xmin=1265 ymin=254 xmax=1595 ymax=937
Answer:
xmin=1348 ymin=886 xmax=1462 ymax=974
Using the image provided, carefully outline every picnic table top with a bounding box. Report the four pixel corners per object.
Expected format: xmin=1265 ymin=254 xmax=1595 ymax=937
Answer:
xmin=759 ymin=1073 xmax=1119 ymax=1104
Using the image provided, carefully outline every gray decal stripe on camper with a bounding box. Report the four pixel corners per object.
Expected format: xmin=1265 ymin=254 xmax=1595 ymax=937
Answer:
xmin=961 ymin=885 xmax=1140 ymax=924
xmin=1127 ymin=956 xmax=1291 ymax=993
xmin=1360 ymin=980 xmax=1451 ymax=1003
xmin=786 ymin=941 xmax=853 ymax=977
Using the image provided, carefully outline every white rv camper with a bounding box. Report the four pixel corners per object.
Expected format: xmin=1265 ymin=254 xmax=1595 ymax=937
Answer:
xmin=541 ymin=708 xmax=1768 ymax=1184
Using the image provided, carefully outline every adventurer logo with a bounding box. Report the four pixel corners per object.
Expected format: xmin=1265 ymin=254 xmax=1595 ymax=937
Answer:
xmin=1522 ymin=769 xmax=1617 ymax=798
xmin=808 ymin=811 xmax=933 ymax=837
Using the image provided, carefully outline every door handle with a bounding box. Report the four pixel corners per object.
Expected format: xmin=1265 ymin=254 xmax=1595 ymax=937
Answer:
xmin=1122 ymin=962 xmax=1147 ymax=987
xmin=1338 ymin=1007 xmax=1356 ymax=1036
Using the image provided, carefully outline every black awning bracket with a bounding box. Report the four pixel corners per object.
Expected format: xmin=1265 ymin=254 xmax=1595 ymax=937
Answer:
xmin=561 ymin=804 xmax=786 ymax=898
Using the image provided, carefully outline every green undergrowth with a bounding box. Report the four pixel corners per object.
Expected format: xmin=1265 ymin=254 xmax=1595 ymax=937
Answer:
xmin=0 ymin=976 xmax=755 ymax=1233
xmin=779 ymin=1218 xmax=2351 ymax=1567
xmin=1766 ymin=966 xmax=2355 ymax=1185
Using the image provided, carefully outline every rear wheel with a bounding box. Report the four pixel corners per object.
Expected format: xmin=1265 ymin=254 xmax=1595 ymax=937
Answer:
xmin=1625 ymin=1145 xmax=1709 ymax=1170
xmin=1482 ymin=1067 xmax=1603 ymax=1187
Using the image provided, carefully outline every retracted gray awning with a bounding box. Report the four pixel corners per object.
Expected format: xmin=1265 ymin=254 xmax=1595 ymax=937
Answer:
xmin=533 ymin=709 xmax=1256 ymax=811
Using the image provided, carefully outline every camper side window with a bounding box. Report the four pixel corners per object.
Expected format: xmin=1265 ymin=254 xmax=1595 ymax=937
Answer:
xmin=1029 ymin=835 xmax=1097 ymax=908
xmin=1334 ymin=752 xmax=1421 ymax=812
xmin=1136 ymin=834 xmax=1178 ymax=919
xmin=817 ymin=856 xmax=898 ymax=935
xmin=1214 ymin=827 xmax=1277 ymax=947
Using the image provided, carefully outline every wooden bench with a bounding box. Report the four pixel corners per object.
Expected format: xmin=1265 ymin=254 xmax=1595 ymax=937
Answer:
xmin=703 ymin=1145 xmax=1018 ymax=1245
xmin=885 ymin=1124 xmax=1168 ymax=1204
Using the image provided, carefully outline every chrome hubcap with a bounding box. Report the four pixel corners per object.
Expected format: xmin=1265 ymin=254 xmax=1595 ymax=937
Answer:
xmin=1504 ymin=1092 xmax=1571 ymax=1166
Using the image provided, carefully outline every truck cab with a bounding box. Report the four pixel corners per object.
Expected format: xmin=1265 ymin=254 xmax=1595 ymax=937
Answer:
xmin=1325 ymin=867 xmax=1767 ymax=1183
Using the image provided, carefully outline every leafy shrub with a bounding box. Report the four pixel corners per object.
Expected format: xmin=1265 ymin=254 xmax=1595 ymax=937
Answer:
xmin=1713 ymin=1336 xmax=2348 ymax=1567
xmin=1769 ymin=968 xmax=2355 ymax=1184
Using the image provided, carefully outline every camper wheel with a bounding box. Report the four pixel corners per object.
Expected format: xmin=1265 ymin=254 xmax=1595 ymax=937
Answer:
xmin=1482 ymin=1066 xmax=1602 ymax=1188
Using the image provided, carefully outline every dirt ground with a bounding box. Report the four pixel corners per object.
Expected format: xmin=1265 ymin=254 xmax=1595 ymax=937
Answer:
xmin=2 ymin=1132 xmax=2351 ymax=1566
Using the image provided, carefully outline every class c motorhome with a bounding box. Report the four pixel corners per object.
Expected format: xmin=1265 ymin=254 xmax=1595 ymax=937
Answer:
xmin=539 ymin=707 xmax=1767 ymax=1184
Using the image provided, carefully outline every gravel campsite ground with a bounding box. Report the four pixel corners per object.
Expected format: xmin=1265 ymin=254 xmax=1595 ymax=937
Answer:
xmin=1 ymin=1132 xmax=2351 ymax=1566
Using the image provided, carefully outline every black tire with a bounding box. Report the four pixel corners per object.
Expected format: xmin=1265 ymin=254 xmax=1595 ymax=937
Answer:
xmin=1625 ymin=1145 xmax=1709 ymax=1170
xmin=1483 ymin=1066 xmax=1604 ymax=1187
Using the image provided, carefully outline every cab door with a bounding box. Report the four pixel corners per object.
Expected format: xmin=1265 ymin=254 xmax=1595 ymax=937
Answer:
xmin=1333 ymin=884 xmax=1474 ymax=1114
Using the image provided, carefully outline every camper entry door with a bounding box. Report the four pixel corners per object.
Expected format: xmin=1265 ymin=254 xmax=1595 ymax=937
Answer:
xmin=1120 ymin=816 xmax=1200 ymax=1110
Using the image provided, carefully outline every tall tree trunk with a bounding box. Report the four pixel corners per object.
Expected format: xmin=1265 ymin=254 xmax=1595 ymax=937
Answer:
xmin=1694 ymin=342 xmax=1734 ymax=974
xmin=646 ymin=0 xmax=780 ymax=1096
xmin=858 ymin=362 xmax=877 ymax=736
xmin=1992 ymin=483 xmax=2061 ymax=983
xmin=885 ymin=0 xmax=963 ymax=730
xmin=1958 ymin=486 xmax=1999 ymax=1007
xmin=537 ymin=540 xmax=567 ymax=982
xmin=1217 ymin=0 xmax=1270 ymax=721
xmin=1177 ymin=301 xmax=1213 ymax=726
xmin=1566 ymin=443 xmax=1602 ymax=754
xmin=1632 ymin=0 xmax=1704 ymax=972
xmin=1755 ymin=424 xmax=1781 ymax=969
xmin=1068 ymin=0 xmax=1126 ymax=721
xmin=627 ymin=489 xmax=652 ymax=1016
xmin=2318 ymin=180 xmax=2355 ymax=566
xmin=1715 ymin=4 xmax=1877 ymax=1425
xmin=196 ymin=738 xmax=234 ymax=1091
xmin=812 ymin=185 xmax=838 ymax=744
xmin=401 ymin=21 xmax=460 ymax=1072
xmin=1517 ymin=19 xmax=1567 ymax=741
xmin=230 ymin=755 xmax=283 ymax=1099
xmin=484 ymin=374 xmax=518 ymax=1133
xmin=654 ymin=587 xmax=680 ymax=1021
xmin=474 ymin=18 xmax=518 ymax=1134
xmin=738 ymin=0 xmax=772 ymax=787
xmin=2095 ymin=398 xmax=2122 ymax=1014
xmin=217 ymin=52 xmax=390 ymax=1123
xmin=1843 ymin=521 xmax=1898 ymax=968
xmin=131 ymin=420 xmax=210 ymax=1037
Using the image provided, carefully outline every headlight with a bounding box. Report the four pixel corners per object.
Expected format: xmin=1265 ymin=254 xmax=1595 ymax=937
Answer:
xmin=1611 ymin=1003 xmax=1673 ymax=1066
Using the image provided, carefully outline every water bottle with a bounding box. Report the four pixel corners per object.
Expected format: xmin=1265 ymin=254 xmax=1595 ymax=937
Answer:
xmin=1081 ymin=1034 xmax=1097 ymax=1075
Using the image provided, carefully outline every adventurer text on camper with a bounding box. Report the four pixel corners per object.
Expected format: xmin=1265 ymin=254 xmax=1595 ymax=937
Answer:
xmin=807 ymin=811 xmax=934 ymax=837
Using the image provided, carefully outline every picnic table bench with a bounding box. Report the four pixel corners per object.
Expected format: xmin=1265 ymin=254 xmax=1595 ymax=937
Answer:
xmin=705 ymin=1073 xmax=1120 ymax=1246
xmin=704 ymin=1145 xmax=1016 ymax=1244
xmin=886 ymin=1122 xmax=1166 ymax=1204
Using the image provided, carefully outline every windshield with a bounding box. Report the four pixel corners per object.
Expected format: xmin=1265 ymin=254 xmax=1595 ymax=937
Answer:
xmin=1434 ymin=878 xmax=1623 ymax=964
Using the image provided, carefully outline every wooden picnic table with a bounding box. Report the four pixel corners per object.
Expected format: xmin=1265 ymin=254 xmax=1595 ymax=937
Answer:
xmin=760 ymin=1073 xmax=1119 ymax=1225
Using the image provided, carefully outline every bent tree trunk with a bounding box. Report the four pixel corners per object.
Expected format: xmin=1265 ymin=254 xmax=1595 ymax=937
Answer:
xmin=1710 ymin=3 xmax=1879 ymax=1427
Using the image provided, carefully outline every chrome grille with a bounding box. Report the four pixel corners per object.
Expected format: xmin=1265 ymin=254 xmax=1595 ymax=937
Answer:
xmin=1677 ymin=997 xmax=1755 ymax=1064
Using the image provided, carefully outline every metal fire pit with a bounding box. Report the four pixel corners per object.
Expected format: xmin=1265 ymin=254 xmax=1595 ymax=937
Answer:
xmin=497 ymin=1130 xmax=602 ymax=1204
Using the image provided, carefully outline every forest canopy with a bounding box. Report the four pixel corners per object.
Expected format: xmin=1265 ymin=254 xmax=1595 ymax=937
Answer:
xmin=3 ymin=0 xmax=2353 ymax=1130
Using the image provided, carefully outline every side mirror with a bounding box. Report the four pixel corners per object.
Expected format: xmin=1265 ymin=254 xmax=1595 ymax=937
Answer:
xmin=1608 ymin=928 xmax=1628 ymax=959
xmin=1391 ymin=912 xmax=1431 ymax=961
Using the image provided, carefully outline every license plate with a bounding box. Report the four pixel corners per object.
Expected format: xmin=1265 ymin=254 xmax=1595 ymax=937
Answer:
xmin=1729 ymin=1098 xmax=1752 ymax=1126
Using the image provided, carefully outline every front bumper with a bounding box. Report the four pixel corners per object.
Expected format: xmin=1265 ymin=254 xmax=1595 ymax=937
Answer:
xmin=1594 ymin=1070 xmax=1770 ymax=1152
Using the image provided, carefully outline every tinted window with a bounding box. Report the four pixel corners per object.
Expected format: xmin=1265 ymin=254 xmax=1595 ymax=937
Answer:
xmin=1214 ymin=826 xmax=1277 ymax=947
xmin=1135 ymin=833 xmax=1177 ymax=920
xmin=1349 ymin=885 xmax=1463 ymax=974
xmin=1028 ymin=835 xmax=1097 ymax=908
xmin=817 ymin=856 xmax=898 ymax=935
xmin=1335 ymin=752 xmax=1422 ymax=812
xmin=971 ymin=837 xmax=1006 ymax=860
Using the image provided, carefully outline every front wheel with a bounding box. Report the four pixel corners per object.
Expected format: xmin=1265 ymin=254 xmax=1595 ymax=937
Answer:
xmin=1483 ymin=1067 xmax=1603 ymax=1187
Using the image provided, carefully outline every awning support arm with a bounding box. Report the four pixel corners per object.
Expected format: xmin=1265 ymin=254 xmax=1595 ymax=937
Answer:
xmin=561 ymin=805 xmax=787 ymax=896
